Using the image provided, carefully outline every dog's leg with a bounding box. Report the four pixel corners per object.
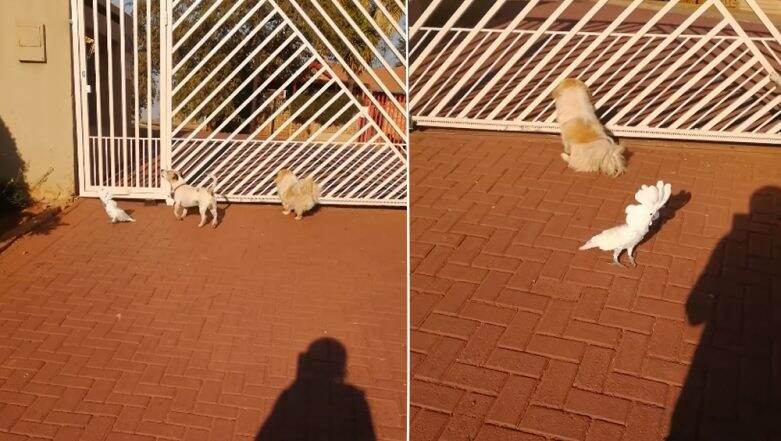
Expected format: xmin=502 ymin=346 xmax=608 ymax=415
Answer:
xmin=174 ymin=202 xmax=186 ymax=220
xmin=611 ymin=249 xmax=624 ymax=267
xmin=560 ymin=153 xmax=570 ymax=163
xmin=561 ymin=137 xmax=571 ymax=154
xmin=282 ymin=203 xmax=291 ymax=215
xmin=627 ymin=246 xmax=637 ymax=267
xmin=198 ymin=205 xmax=207 ymax=227
xmin=294 ymin=209 xmax=303 ymax=220
xmin=210 ymin=201 xmax=218 ymax=228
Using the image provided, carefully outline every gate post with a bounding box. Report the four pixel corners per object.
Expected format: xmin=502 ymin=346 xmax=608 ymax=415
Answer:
xmin=159 ymin=0 xmax=173 ymax=203
xmin=70 ymin=0 xmax=90 ymax=196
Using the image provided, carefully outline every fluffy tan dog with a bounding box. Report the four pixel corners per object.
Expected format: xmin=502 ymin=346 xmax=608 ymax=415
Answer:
xmin=552 ymin=78 xmax=626 ymax=177
xmin=274 ymin=169 xmax=320 ymax=220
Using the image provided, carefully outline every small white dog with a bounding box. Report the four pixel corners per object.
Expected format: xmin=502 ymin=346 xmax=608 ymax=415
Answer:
xmin=274 ymin=169 xmax=320 ymax=220
xmin=160 ymin=169 xmax=218 ymax=228
xmin=98 ymin=188 xmax=135 ymax=223
xmin=553 ymin=78 xmax=626 ymax=177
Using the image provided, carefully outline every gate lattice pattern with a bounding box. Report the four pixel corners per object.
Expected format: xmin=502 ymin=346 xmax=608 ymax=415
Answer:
xmin=71 ymin=0 xmax=408 ymax=206
xmin=410 ymin=0 xmax=781 ymax=145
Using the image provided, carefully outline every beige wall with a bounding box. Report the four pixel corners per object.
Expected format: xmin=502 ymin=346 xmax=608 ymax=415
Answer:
xmin=0 ymin=0 xmax=76 ymax=206
xmin=677 ymin=0 xmax=781 ymax=18
xmin=745 ymin=0 xmax=781 ymax=18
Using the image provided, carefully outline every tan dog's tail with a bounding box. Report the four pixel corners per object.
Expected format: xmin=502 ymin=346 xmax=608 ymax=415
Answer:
xmin=301 ymin=176 xmax=320 ymax=202
xmin=599 ymin=141 xmax=627 ymax=177
xmin=206 ymin=173 xmax=217 ymax=195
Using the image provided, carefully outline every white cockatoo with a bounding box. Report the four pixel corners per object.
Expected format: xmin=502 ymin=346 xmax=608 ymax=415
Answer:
xmin=98 ymin=188 xmax=135 ymax=223
xmin=579 ymin=180 xmax=672 ymax=266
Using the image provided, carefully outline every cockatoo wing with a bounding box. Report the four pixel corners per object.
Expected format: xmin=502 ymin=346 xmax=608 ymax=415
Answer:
xmin=625 ymin=204 xmax=655 ymax=229
xmin=659 ymin=182 xmax=672 ymax=207
xmin=580 ymin=225 xmax=632 ymax=251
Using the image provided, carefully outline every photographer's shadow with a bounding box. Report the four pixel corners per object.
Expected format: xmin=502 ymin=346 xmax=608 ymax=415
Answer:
xmin=669 ymin=186 xmax=781 ymax=440
xmin=256 ymin=338 xmax=376 ymax=441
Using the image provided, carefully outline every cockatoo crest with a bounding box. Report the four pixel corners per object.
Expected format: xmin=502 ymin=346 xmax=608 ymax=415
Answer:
xmin=633 ymin=180 xmax=671 ymax=223
xmin=635 ymin=180 xmax=672 ymax=211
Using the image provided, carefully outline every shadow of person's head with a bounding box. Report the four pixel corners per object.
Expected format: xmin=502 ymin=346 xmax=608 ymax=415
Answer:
xmin=296 ymin=337 xmax=347 ymax=383
xmin=256 ymin=338 xmax=376 ymax=441
xmin=746 ymin=185 xmax=780 ymax=218
xmin=685 ymin=185 xmax=781 ymax=326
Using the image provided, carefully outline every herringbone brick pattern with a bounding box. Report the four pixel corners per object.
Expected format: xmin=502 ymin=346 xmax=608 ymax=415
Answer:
xmin=410 ymin=129 xmax=781 ymax=441
xmin=0 ymin=201 xmax=406 ymax=441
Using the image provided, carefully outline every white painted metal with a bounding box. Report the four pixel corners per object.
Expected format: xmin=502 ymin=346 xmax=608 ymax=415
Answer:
xmin=71 ymin=0 xmax=408 ymax=206
xmin=411 ymin=0 xmax=781 ymax=145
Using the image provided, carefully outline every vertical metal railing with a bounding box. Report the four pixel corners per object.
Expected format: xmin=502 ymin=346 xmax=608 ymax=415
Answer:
xmin=72 ymin=0 xmax=408 ymax=206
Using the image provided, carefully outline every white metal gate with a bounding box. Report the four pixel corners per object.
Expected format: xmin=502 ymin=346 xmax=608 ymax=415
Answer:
xmin=410 ymin=0 xmax=781 ymax=145
xmin=71 ymin=0 xmax=408 ymax=206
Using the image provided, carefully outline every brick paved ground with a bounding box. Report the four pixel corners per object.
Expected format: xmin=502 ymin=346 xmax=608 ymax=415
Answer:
xmin=0 ymin=200 xmax=406 ymax=441
xmin=410 ymin=129 xmax=781 ymax=441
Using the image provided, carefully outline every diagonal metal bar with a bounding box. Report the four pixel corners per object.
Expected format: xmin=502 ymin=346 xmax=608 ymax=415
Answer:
xmin=348 ymin=0 xmax=405 ymax=66
xmin=410 ymin=0 xmax=475 ymax=73
xmin=701 ymin=76 xmax=771 ymax=130
xmin=735 ymin=94 xmax=781 ymax=131
xmin=173 ymin=28 xmax=295 ymax=134
xmin=273 ymin=0 xmax=404 ymax=142
xmin=489 ymin=0 xmax=610 ymax=120
xmin=607 ymin=21 xmax=729 ymax=125
xmin=327 ymin=0 xmax=405 ymax=91
xmin=177 ymin=54 xmax=317 ymax=173
xmin=457 ymin=0 xmax=568 ymax=118
xmin=637 ymin=38 xmax=742 ymax=126
xmin=308 ymin=0 xmax=406 ymax=118
xmin=592 ymin=1 xmax=716 ymax=110
xmin=410 ymin=0 xmax=507 ymax=109
xmin=172 ymin=0 xmax=257 ymax=75
xmin=173 ymin=0 xmax=203 ymax=30
xmin=172 ymin=0 xmax=224 ymax=52
xmin=173 ymin=9 xmax=278 ymax=98
xmin=669 ymin=59 xmax=758 ymax=129
xmin=410 ymin=0 xmax=443 ymax=39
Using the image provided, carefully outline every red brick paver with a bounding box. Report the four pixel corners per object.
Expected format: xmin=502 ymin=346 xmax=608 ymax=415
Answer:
xmin=0 ymin=201 xmax=406 ymax=440
xmin=410 ymin=129 xmax=781 ymax=441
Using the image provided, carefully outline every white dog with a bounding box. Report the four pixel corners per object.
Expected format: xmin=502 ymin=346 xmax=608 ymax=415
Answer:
xmin=553 ymin=78 xmax=626 ymax=177
xmin=98 ymin=188 xmax=135 ymax=223
xmin=275 ymin=169 xmax=320 ymax=220
xmin=160 ymin=169 xmax=218 ymax=228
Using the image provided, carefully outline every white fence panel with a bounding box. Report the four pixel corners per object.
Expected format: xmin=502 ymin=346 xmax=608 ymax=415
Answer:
xmin=72 ymin=0 xmax=408 ymax=206
xmin=410 ymin=0 xmax=781 ymax=145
